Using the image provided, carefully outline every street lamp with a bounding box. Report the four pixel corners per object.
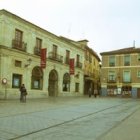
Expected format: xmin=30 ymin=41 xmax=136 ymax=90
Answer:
xmin=25 ymin=58 xmax=32 ymax=67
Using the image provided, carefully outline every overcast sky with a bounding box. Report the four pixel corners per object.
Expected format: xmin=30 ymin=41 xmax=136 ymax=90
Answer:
xmin=0 ymin=0 xmax=140 ymax=56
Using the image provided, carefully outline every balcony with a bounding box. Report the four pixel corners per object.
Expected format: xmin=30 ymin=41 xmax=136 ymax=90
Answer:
xmin=34 ymin=47 xmax=41 ymax=56
xmin=76 ymin=61 xmax=82 ymax=69
xmin=12 ymin=39 xmax=27 ymax=52
xmin=48 ymin=52 xmax=63 ymax=63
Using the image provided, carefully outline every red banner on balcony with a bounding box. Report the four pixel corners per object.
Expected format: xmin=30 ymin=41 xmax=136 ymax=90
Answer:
xmin=69 ymin=58 xmax=75 ymax=75
xmin=40 ymin=48 xmax=47 ymax=68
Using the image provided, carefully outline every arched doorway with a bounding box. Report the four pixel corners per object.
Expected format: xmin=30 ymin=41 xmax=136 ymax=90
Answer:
xmin=48 ymin=69 xmax=58 ymax=96
xmin=31 ymin=66 xmax=43 ymax=89
xmin=63 ymin=73 xmax=70 ymax=92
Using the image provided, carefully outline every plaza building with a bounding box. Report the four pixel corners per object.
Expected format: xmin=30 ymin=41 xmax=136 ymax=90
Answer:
xmin=100 ymin=47 xmax=140 ymax=98
xmin=0 ymin=9 xmax=86 ymax=99
xmin=83 ymin=42 xmax=101 ymax=95
xmin=58 ymin=38 xmax=101 ymax=96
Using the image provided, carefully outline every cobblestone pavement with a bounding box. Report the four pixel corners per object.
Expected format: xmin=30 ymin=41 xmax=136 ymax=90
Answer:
xmin=0 ymin=96 xmax=140 ymax=140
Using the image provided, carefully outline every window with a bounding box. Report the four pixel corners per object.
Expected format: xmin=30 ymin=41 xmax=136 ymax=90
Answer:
xmin=109 ymin=56 xmax=115 ymax=66
xmin=76 ymin=54 xmax=80 ymax=63
xmin=108 ymin=71 xmax=116 ymax=81
xmin=137 ymin=70 xmax=140 ymax=77
xmin=31 ymin=66 xmax=43 ymax=89
xmin=107 ymin=85 xmax=117 ymax=95
xmin=15 ymin=60 xmax=22 ymax=67
xmin=65 ymin=50 xmax=70 ymax=64
xmin=14 ymin=29 xmax=23 ymax=48
xmin=122 ymin=86 xmax=131 ymax=95
xmin=15 ymin=29 xmax=22 ymax=42
xmin=76 ymin=54 xmax=82 ymax=68
xmin=63 ymin=73 xmax=70 ymax=91
xmin=34 ymin=38 xmax=42 ymax=55
xmin=123 ymin=71 xmax=131 ymax=82
xmin=75 ymin=83 xmax=79 ymax=92
xmin=124 ymin=55 xmax=130 ymax=66
xmin=53 ymin=44 xmax=57 ymax=58
xmin=36 ymin=38 xmax=42 ymax=50
xmin=138 ymin=54 xmax=140 ymax=61
xmin=12 ymin=74 xmax=22 ymax=88
xmin=12 ymin=29 xmax=27 ymax=51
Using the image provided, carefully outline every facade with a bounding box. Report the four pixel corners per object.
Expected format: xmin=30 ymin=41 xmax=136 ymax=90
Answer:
xmin=83 ymin=41 xmax=101 ymax=95
xmin=100 ymin=47 xmax=140 ymax=98
xmin=0 ymin=9 xmax=85 ymax=99
xmin=59 ymin=38 xmax=101 ymax=96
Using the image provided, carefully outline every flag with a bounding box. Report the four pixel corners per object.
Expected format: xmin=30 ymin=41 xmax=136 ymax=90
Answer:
xmin=40 ymin=48 xmax=47 ymax=68
xmin=69 ymin=58 xmax=75 ymax=75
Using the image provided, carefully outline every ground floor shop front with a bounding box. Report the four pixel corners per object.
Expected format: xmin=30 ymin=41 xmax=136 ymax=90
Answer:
xmin=101 ymin=84 xmax=140 ymax=98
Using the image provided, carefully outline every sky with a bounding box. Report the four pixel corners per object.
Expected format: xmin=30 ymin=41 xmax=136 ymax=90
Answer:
xmin=0 ymin=0 xmax=140 ymax=56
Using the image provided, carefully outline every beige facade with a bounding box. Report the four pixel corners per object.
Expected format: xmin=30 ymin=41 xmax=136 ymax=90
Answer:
xmin=83 ymin=42 xmax=101 ymax=95
xmin=100 ymin=47 xmax=140 ymax=98
xmin=0 ymin=10 xmax=85 ymax=99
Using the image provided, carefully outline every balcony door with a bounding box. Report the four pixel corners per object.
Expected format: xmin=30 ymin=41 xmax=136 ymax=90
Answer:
xmin=53 ymin=45 xmax=57 ymax=58
xmin=15 ymin=29 xmax=23 ymax=48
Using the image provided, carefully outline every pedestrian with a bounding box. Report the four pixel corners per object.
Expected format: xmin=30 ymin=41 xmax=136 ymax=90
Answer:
xmin=19 ymin=84 xmax=27 ymax=102
xmin=88 ymin=87 xmax=92 ymax=98
xmin=94 ymin=89 xmax=98 ymax=98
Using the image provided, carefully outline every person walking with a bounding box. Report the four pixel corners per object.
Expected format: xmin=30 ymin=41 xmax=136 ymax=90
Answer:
xmin=19 ymin=84 xmax=27 ymax=102
xmin=88 ymin=87 xmax=92 ymax=98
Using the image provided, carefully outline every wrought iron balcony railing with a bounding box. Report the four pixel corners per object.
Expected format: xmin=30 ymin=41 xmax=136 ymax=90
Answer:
xmin=12 ymin=39 xmax=27 ymax=52
xmin=48 ymin=52 xmax=63 ymax=63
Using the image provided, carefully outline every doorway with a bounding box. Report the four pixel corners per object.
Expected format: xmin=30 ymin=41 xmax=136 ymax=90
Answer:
xmin=48 ymin=69 xmax=58 ymax=96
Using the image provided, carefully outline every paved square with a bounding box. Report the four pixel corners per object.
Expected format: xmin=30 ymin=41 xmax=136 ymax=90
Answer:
xmin=0 ymin=97 xmax=140 ymax=140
